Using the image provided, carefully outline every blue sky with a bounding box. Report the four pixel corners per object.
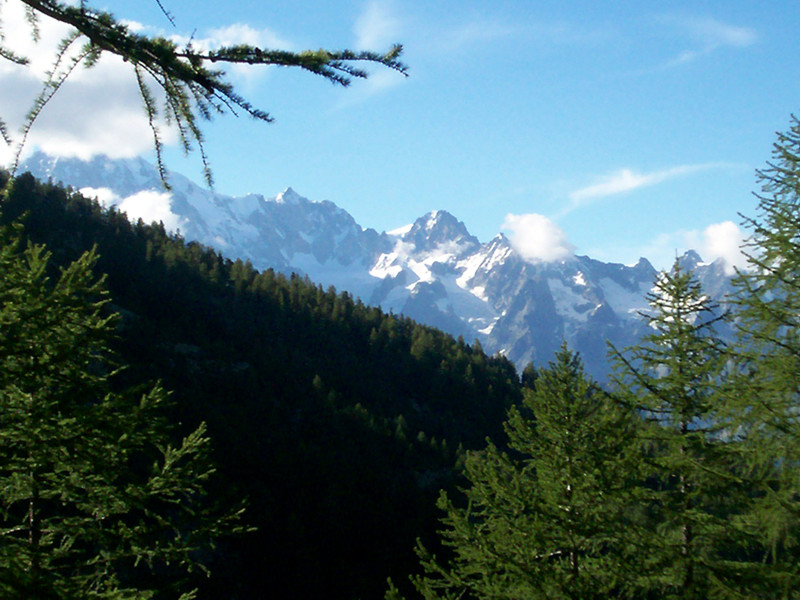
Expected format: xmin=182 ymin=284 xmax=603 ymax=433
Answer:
xmin=2 ymin=0 xmax=800 ymax=270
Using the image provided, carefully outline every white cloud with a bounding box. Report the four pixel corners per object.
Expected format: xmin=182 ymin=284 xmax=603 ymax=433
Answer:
xmin=354 ymin=1 xmax=401 ymax=50
xmin=119 ymin=19 xmax=147 ymax=34
xmin=0 ymin=2 xmax=295 ymax=164
xmin=204 ymin=24 xmax=291 ymax=49
xmin=695 ymin=221 xmax=748 ymax=274
xmin=0 ymin=1 xmax=74 ymax=78
xmin=502 ymin=213 xmax=575 ymax=263
xmin=118 ymin=190 xmax=182 ymax=231
xmin=78 ymin=187 xmax=182 ymax=231
xmin=0 ymin=1 xmax=175 ymax=165
xmin=118 ymin=190 xmax=182 ymax=230
xmin=173 ymin=24 xmax=294 ymax=82
xmin=642 ymin=220 xmax=747 ymax=274
xmin=79 ymin=186 xmax=120 ymax=207
xmin=1 ymin=57 xmax=165 ymax=164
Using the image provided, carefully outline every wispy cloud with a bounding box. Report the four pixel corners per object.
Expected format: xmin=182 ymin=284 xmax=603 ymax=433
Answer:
xmin=559 ymin=163 xmax=730 ymax=218
xmin=662 ymin=16 xmax=757 ymax=67
xmin=435 ymin=20 xmax=522 ymax=53
xmin=354 ymin=1 xmax=402 ymax=51
xmin=570 ymin=164 xmax=704 ymax=201
xmin=429 ymin=18 xmax=610 ymax=56
xmin=330 ymin=1 xmax=407 ymax=107
xmin=682 ymin=16 xmax=757 ymax=48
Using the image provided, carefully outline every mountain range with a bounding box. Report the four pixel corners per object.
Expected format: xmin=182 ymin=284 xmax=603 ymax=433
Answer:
xmin=18 ymin=151 xmax=735 ymax=380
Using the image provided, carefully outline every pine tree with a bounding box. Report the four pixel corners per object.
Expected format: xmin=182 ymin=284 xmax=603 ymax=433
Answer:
xmin=611 ymin=260 xmax=761 ymax=599
xmin=1 ymin=0 xmax=407 ymax=187
xmin=0 ymin=223 xmax=242 ymax=599
xmin=408 ymin=345 xmax=641 ymax=600
xmin=727 ymin=115 xmax=800 ymax=594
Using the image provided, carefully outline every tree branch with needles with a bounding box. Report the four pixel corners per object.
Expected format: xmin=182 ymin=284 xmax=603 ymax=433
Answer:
xmin=0 ymin=0 xmax=408 ymax=189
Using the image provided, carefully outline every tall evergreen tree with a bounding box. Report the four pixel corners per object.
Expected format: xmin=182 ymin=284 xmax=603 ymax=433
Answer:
xmin=0 ymin=223 xmax=242 ymax=599
xmin=728 ymin=115 xmax=800 ymax=594
xmin=406 ymin=345 xmax=640 ymax=600
xmin=611 ymin=261 xmax=760 ymax=599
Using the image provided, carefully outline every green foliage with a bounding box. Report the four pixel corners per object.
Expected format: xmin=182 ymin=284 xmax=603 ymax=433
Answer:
xmin=411 ymin=346 xmax=640 ymax=600
xmin=733 ymin=116 xmax=800 ymax=442
xmin=611 ymin=261 xmax=762 ymax=599
xmin=1 ymin=0 xmax=407 ymax=187
xmin=404 ymin=257 xmax=789 ymax=600
xmin=520 ymin=362 xmax=538 ymax=390
xmin=0 ymin=222 xmax=242 ymax=599
xmin=728 ymin=115 xmax=800 ymax=593
xmin=0 ymin=171 xmax=523 ymax=599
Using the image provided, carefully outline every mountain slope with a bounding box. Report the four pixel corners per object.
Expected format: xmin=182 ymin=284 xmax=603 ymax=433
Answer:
xmin=0 ymin=170 xmax=523 ymax=600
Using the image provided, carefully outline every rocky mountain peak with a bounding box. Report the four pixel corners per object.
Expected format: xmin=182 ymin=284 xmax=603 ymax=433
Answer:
xmin=275 ymin=187 xmax=304 ymax=205
xmin=403 ymin=210 xmax=480 ymax=256
xmin=677 ymin=249 xmax=704 ymax=271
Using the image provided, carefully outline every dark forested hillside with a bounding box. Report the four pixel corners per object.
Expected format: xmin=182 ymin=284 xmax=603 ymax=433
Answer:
xmin=0 ymin=172 xmax=523 ymax=599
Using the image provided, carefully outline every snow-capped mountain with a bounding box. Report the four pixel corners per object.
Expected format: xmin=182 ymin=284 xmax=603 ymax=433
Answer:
xmin=19 ymin=152 xmax=735 ymax=379
xmin=18 ymin=152 xmax=389 ymax=298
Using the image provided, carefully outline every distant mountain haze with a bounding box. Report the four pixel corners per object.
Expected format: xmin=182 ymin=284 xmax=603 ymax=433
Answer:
xmin=20 ymin=152 xmax=735 ymax=379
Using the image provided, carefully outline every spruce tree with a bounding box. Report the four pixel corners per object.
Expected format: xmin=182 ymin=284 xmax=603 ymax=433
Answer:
xmin=611 ymin=260 xmax=761 ymax=599
xmin=0 ymin=223 xmax=241 ymax=599
xmin=728 ymin=115 xmax=800 ymax=594
xmin=408 ymin=345 xmax=640 ymax=600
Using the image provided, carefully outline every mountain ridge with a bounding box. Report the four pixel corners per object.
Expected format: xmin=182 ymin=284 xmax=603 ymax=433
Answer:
xmin=18 ymin=151 xmax=734 ymax=379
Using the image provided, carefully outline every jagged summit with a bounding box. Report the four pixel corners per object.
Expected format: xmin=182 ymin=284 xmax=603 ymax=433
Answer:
xmin=630 ymin=256 xmax=656 ymax=273
xmin=402 ymin=209 xmax=480 ymax=256
xmin=275 ymin=187 xmax=304 ymax=204
xmin=677 ymin=249 xmax=705 ymax=270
